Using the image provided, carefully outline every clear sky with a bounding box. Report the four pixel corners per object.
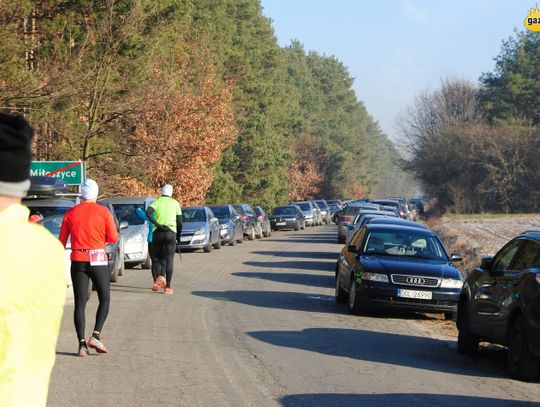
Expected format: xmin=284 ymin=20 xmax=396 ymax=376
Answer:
xmin=260 ymin=0 xmax=534 ymax=143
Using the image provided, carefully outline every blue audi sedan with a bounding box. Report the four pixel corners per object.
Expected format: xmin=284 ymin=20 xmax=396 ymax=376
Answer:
xmin=335 ymin=224 xmax=463 ymax=319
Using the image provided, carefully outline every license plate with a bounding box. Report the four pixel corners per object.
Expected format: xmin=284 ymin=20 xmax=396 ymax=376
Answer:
xmin=180 ymin=236 xmax=191 ymax=242
xmin=276 ymin=222 xmax=286 ymax=226
xmin=397 ymin=289 xmax=432 ymax=300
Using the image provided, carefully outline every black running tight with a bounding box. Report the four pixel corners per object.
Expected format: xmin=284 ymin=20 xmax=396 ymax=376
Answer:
xmin=71 ymin=261 xmax=110 ymax=341
xmin=152 ymin=229 xmax=176 ymax=286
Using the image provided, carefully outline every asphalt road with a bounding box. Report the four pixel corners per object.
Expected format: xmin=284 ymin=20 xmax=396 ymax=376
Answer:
xmin=47 ymin=225 xmax=540 ymax=407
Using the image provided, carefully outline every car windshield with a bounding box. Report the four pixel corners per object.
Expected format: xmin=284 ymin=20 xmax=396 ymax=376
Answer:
xmin=363 ymin=230 xmax=448 ymax=260
xmin=328 ymin=204 xmax=339 ymax=210
xmin=38 ymin=214 xmax=64 ymax=237
xmin=273 ymin=206 xmax=296 ymax=215
xmin=112 ymin=203 xmax=145 ymax=225
xmin=210 ymin=206 xmax=230 ymax=219
xmin=182 ymin=208 xmax=206 ymax=222
xmin=315 ymin=201 xmax=327 ymax=209
xmin=296 ymin=203 xmax=310 ymax=211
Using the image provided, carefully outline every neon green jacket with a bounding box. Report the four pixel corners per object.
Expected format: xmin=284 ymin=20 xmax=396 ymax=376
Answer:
xmin=0 ymin=204 xmax=66 ymax=407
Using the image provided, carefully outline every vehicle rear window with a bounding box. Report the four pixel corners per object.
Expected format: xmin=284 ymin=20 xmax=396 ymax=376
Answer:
xmin=112 ymin=203 xmax=145 ymax=225
xmin=182 ymin=208 xmax=206 ymax=222
xmin=25 ymin=206 xmax=71 ymax=218
xmin=344 ymin=206 xmax=362 ymax=216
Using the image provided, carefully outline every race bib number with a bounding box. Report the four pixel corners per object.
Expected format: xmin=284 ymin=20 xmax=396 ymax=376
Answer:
xmin=89 ymin=249 xmax=108 ymax=266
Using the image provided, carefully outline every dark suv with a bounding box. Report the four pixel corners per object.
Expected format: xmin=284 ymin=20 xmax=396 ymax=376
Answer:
xmin=456 ymin=230 xmax=540 ymax=381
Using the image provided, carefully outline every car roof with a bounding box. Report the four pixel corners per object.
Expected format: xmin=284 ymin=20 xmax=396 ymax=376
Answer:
xmin=99 ymin=196 xmax=154 ymax=204
xmin=519 ymin=230 xmax=540 ymax=241
xmin=365 ymin=223 xmax=434 ymax=235
xmin=369 ymin=217 xmax=428 ymax=229
xmin=23 ymin=198 xmax=76 ymax=207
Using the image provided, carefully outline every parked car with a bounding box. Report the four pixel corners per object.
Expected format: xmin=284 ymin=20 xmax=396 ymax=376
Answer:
xmin=232 ymin=204 xmax=262 ymax=240
xmin=335 ymin=224 xmax=463 ymax=318
xmin=293 ymin=201 xmax=318 ymax=226
xmin=345 ymin=210 xmax=399 ymax=245
xmin=371 ymin=199 xmax=408 ymax=219
xmin=410 ymin=198 xmax=425 ymax=215
xmin=456 ymin=230 xmax=540 ymax=381
xmin=315 ymin=200 xmax=332 ymax=224
xmin=327 ymin=199 xmax=343 ymax=209
xmin=253 ymin=206 xmax=272 ymax=237
xmin=100 ymin=196 xmax=154 ymax=269
xmin=327 ymin=202 xmax=341 ymax=218
xmin=310 ymin=200 xmax=324 ymax=225
xmin=269 ymin=205 xmax=305 ymax=231
xmin=208 ymin=204 xmax=244 ymax=246
xmin=337 ymin=204 xmax=380 ymax=244
xmin=178 ymin=206 xmax=221 ymax=252
xmin=25 ymin=198 xmax=127 ymax=282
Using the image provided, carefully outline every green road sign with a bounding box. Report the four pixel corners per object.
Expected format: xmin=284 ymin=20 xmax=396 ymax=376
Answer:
xmin=30 ymin=161 xmax=85 ymax=185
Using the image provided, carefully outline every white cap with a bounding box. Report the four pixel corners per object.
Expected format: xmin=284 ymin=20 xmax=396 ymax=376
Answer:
xmin=161 ymin=184 xmax=173 ymax=197
xmin=81 ymin=179 xmax=99 ymax=200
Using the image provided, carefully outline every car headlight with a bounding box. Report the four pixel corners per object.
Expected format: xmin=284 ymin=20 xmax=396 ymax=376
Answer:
xmin=440 ymin=278 xmax=463 ymax=289
xmin=127 ymin=233 xmax=144 ymax=244
xmin=361 ymin=272 xmax=389 ymax=283
xmin=194 ymin=227 xmax=206 ymax=235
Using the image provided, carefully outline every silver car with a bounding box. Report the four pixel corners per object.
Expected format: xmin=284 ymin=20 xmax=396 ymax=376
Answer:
xmin=337 ymin=203 xmax=380 ymax=243
xmin=179 ymin=206 xmax=221 ymax=252
xmin=345 ymin=210 xmax=398 ymax=245
xmin=101 ymin=196 xmax=154 ymax=269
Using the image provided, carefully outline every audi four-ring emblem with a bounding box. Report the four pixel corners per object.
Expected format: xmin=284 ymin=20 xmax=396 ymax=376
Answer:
xmin=406 ymin=276 xmax=426 ymax=285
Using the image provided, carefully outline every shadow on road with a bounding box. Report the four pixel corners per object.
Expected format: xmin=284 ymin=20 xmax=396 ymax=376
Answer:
xmin=243 ymin=260 xmax=335 ymax=272
xmin=232 ymin=271 xmax=334 ymax=288
xmin=263 ymin=237 xmax=338 ymax=244
xmin=251 ymin=250 xmax=339 ymax=260
xmin=192 ymin=290 xmax=346 ymax=314
xmin=110 ymin=284 xmax=156 ymax=294
xmin=248 ymin=327 xmax=509 ymax=379
xmin=279 ymin=393 xmax=536 ymax=407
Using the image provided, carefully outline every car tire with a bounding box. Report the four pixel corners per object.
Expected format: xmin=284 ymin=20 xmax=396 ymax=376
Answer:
xmin=204 ymin=236 xmax=213 ymax=253
xmin=110 ymin=261 xmax=118 ymax=283
xmin=118 ymin=252 xmax=125 ymax=276
xmin=457 ymin=301 xmax=479 ymax=356
xmin=237 ymin=235 xmax=243 ymax=244
xmin=335 ymin=264 xmax=347 ymax=303
xmin=142 ymin=255 xmax=152 ymax=270
xmin=507 ymin=317 xmax=540 ymax=381
xmin=444 ymin=311 xmax=456 ymax=321
xmin=294 ymin=225 xmax=299 ymax=231
xmin=213 ymin=238 xmax=222 ymax=250
xmin=229 ymin=237 xmax=237 ymax=246
xmin=348 ymin=278 xmax=363 ymax=315
xmin=248 ymin=227 xmax=255 ymax=241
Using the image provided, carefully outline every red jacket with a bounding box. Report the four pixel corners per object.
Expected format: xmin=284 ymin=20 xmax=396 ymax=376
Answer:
xmin=59 ymin=202 xmax=119 ymax=262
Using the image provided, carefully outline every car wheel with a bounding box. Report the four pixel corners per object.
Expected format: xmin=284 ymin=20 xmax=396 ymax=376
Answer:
xmin=457 ymin=301 xmax=479 ymax=356
xmin=256 ymin=226 xmax=263 ymax=239
xmin=118 ymin=252 xmax=125 ymax=276
xmin=213 ymin=238 xmax=222 ymax=250
xmin=348 ymin=277 xmax=363 ymax=314
xmin=294 ymin=225 xmax=299 ymax=231
xmin=204 ymin=236 xmax=213 ymax=253
xmin=248 ymin=227 xmax=255 ymax=241
xmin=229 ymin=237 xmax=237 ymax=246
xmin=335 ymin=264 xmax=347 ymax=303
xmin=444 ymin=311 xmax=456 ymax=321
xmin=142 ymin=255 xmax=152 ymax=270
xmin=507 ymin=317 xmax=540 ymax=381
xmin=110 ymin=260 xmax=118 ymax=283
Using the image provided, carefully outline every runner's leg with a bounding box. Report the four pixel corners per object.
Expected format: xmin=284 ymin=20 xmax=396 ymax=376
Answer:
xmin=163 ymin=231 xmax=176 ymax=287
xmin=71 ymin=261 xmax=90 ymax=341
xmin=89 ymin=264 xmax=110 ymax=334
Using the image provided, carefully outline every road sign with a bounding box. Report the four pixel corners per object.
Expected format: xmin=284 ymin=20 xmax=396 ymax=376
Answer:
xmin=30 ymin=161 xmax=85 ymax=185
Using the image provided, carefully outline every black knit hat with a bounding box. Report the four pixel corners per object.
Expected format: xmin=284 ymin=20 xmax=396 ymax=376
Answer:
xmin=0 ymin=113 xmax=34 ymax=198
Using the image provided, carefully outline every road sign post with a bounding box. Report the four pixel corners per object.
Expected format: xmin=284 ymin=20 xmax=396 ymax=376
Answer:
xmin=30 ymin=161 xmax=85 ymax=186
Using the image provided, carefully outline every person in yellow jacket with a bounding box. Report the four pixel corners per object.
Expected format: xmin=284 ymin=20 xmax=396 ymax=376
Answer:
xmin=0 ymin=113 xmax=66 ymax=407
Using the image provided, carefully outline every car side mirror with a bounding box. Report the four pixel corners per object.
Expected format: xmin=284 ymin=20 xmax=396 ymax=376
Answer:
xmin=450 ymin=253 xmax=462 ymax=262
xmin=480 ymin=256 xmax=493 ymax=270
xmin=347 ymin=245 xmax=357 ymax=253
xmin=119 ymin=221 xmax=129 ymax=230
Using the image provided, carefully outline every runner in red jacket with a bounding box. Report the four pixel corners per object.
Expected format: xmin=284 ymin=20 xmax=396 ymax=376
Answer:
xmin=59 ymin=179 xmax=118 ymax=356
